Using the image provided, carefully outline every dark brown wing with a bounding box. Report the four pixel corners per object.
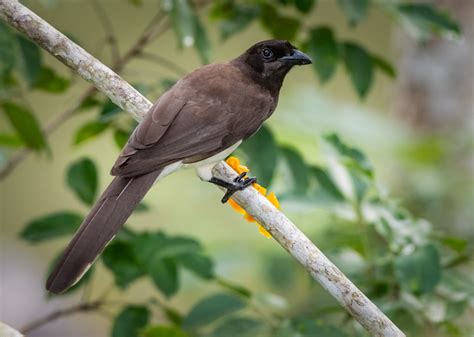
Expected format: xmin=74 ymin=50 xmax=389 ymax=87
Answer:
xmin=112 ymin=63 xmax=276 ymax=177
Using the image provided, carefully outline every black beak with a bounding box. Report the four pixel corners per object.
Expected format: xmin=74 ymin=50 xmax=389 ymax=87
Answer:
xmin=280 ymin=49 xmax=312 ymax=65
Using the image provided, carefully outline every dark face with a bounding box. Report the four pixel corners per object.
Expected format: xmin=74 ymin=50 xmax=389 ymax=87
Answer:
xmin=235 ymin=40 xmax=312 ymax=92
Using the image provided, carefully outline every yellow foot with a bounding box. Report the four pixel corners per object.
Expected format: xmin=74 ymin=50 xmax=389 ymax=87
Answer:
xmin=225 ymin=156 xmax=281 ymax=238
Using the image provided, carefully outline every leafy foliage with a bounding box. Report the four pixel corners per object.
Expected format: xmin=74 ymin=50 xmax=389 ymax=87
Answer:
xmin=6 ymin=1 xmax=471 ymax=337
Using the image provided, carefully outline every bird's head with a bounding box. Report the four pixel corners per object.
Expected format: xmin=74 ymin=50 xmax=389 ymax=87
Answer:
xmin=233 ymin=39 xmax=312 ymax=92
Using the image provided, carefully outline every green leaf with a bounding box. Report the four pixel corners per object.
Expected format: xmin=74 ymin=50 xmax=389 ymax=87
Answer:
xmin=128 ymin=0 xmax=143 ymax=7
xmin=177 ymin=253 xmax=214 ymax=279
xmin=183 ymin=293 xmax=246 ymax=328
xmin=112 ymin=305 xmax=150 ymax=337
xmin=194 ymin=16 xmax=211 ymax=64
xmin=102 ymin=240 xmax=145 ymax=288
xmin=323 ymin=133 xmax=373 ymax=176
xmin=439 ymin=236 xmax=468 ymax=254
xmin=66 ymin=157 xmax=98 ymax=205
xmin=135 ymin=202 xmax=150 ymax=212
xmin=21 ymin=211 xmax=83 ymax=243
xmin=341 ymin=42 xmax=373 ymax=98
xmin=395 ymin=244 xmax=442 ymax=294
xmin=311 ymin=166 xmax=345 ymax=201
xmin=79 ymin=95 xmax=101 ymax=111
xmin=372 ymin=54 xmax=396 ymax=79
xmin=216 ymin=278 xmax=252 ymax=298
xmin=34 ymin=66 xmax=69 ymax=93
xmin=239 ymin=125 xmax=278 ymax=186
xmin=210 ymin=317 xmax=262 ymax=337
xmin=100 ymin=99 xmax=122 ymax=122
xmin=306 ymin=27 xmax=339 ymax=83
xmin=396 ymin=3 xmax=461 ymax=38
xmin=155 ymin=236 xmax=202 ymax=259
xmin=338 ymin=0 xmax=369 ymax=26
xmin=280 ymin=145 xmax=309 ymax=194
xmin=0 ymin=133 xmax=24 ymax=148
xmin=168 ymin=0 xmax=196 ymax=48
xmin=215 ymin=5 xmax=260 ymax=40
xmin=140 ymin=325 xmax=189 ymax=337
xmin=0 ymin=22 xmax=17 ymax=75
xmin=132 ymin=232 xmax=167 ymax=265
xmin=1 ymin=101 xmax=46 ymax=151
xmin=73 ymin=120 xmax=109 ymax=145
xmin=294 ymin=0 xmax=315 ymax=14
xmin=260 ymin=4 xmax=300 ymax=41
xmin=16 ymin=35 xmax=42 ymax=87
xmin=148 ymin=257 xmax=179 ymax=297
xmin=113 ymin=129 xmax=130 ymax=149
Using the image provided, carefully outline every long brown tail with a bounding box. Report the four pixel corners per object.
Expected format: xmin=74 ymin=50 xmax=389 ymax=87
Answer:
xmin=46 ymin=170 xmax=161 ymax=294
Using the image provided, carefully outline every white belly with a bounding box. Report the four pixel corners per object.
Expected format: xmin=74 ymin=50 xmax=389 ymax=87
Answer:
xmin=155 ymin=141 xmax=242 ymax=183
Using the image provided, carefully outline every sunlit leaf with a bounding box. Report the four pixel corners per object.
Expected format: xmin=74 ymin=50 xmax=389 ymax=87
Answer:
xmin=1 ymin=101 xmax=46 ymax=151
xmin=112 ymin=305 xmax=149 ymax=337
xmin=0 ymin=133 xmax=24 ymax=148
xmin=396 ymin=3 xmax=461 ymax=38
xmin=66 ymin=157 xmax=98 ymax=205
xmin=341 ymin=42 xmax=373 ymax=98
xmin=395 ymin=244 xmax=442 ymax=294
xmin=338 ymin=0 xmax=369 ymax=26
xmin=306 ymin=27 xmax=339 ymax=83
xmin=21 ymin=211 xmax=83 ymax=242
xmin=73 ymin=120 xmax=109 ymax=145
xmin=183 ymin=293 xmax=246 ymax=328
xmin=239 ymin=125 xmax=278 ymax=186
xmin=34 ymin=66 xmax=69 ymax=93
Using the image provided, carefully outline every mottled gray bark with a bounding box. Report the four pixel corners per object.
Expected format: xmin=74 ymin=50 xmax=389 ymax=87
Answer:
xmin=0 ymin=1 xmax=405 ymax=336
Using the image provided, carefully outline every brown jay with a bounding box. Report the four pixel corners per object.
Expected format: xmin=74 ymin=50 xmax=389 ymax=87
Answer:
xmin=46 ymin=40 xmax=312 ymax=294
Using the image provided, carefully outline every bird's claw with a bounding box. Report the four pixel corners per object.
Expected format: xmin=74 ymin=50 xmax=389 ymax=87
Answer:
xmin=221 ymin=175 xmax=257 ymax=203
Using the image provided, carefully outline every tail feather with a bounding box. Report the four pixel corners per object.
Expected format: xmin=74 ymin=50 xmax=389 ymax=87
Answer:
xmin=46 ymin=170 xmax=161 ymax=294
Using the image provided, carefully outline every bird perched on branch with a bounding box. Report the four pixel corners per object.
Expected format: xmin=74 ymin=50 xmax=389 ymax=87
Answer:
xmin=46 ymin=39 xmax=312 ymax=294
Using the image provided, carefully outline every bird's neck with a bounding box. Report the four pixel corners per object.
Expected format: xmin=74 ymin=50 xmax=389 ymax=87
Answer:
xmin=230 ymin=58 xmax=286 ymax=96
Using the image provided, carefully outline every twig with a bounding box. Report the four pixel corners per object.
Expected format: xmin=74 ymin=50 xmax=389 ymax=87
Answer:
xmin=0 ymin=8 xmax=167 ymax=180
xmin=20 ymin=301 xmax=102 ymax=334
xmin=138 ymin=51 xmax=188 ymax=76
xmin=0 ymin=2 xmax=405 ymax=336
xmin=90 ymin=0 xmax=120 ymax=63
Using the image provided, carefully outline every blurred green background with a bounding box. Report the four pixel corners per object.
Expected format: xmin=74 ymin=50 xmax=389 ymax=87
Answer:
xmin=0 ymin=0 xmax=473 ymax=337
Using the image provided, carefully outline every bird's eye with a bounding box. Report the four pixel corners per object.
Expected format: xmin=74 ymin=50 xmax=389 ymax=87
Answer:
xmin=262 ymin=47 xmax=274 ymax=60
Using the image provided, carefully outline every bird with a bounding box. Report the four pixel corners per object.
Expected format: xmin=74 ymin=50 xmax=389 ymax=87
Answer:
xmin=46 ymin=39 xmax=312 ymax=294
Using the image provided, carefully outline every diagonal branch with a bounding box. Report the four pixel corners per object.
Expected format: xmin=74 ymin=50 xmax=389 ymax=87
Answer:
xmin=0 ymin=1 xmax=405 ymax=337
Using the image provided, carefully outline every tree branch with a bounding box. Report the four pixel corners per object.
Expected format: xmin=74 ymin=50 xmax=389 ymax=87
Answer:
xmin=0 ymin=1 xmax=405 ymax=336
xmin=0 ymin=7 xmax=168 ymax=180
xmin=20 ymin=301 xmax=103 ymax=334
